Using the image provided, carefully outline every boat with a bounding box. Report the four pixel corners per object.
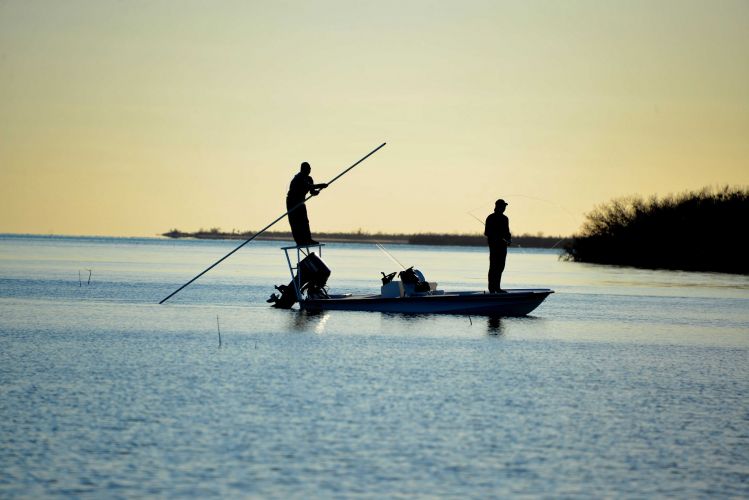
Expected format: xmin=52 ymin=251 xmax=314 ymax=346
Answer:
xmin=266 ymin=243 xmax=553 ymax=316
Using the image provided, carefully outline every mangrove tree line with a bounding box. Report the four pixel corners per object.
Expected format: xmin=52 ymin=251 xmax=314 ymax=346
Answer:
xmin=564 ymin=186 xmax=748 ymax=274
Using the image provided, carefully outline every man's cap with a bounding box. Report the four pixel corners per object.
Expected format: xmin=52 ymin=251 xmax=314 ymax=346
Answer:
xmin=495 ymin=199 xmax=508 ymax=206
xmin=301 ymin=162 xmax=310 ymax=169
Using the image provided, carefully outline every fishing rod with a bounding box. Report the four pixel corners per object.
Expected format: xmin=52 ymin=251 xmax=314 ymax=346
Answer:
xmin=467 ymin=212 xmax=485 ymax=226
xmin=375 ymin=242 xmax=407 ymax=270
xmin=159 ymin=142 xmax=387 ymax=304
xmin=467 ymin=195 xmax=574 ymax=249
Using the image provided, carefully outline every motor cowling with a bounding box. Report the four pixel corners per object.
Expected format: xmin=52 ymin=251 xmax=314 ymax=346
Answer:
xmin=398 ymin=267 xmax=432 ymax=294
xmin=298 ymin=253 xmax=331 ymax=289
xmin=268 ymin=253 xmax=331 ymax=308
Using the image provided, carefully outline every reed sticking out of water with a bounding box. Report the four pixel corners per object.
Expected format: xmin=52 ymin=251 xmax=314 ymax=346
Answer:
xmin=564 ymin=186 xmax=749 ymax=274
xmin=78 ymin=269 xmax=93 ymax=286
xmin=216 ymin=315 xmax=222 ymax=348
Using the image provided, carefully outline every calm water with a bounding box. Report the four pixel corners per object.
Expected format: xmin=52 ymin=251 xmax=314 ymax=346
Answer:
xmin=1 ymin=234 xmax=748 ymax=498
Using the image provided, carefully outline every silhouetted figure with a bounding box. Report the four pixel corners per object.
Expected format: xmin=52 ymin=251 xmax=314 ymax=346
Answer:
xmin=485 ymin=199 xmax=511 ymax=293
xmin=286 ymin=162 xmax=328 ymax=246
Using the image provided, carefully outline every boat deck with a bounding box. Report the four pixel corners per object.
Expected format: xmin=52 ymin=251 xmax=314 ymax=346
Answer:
xmin=302 ymin=289 xmax=554 ymax=316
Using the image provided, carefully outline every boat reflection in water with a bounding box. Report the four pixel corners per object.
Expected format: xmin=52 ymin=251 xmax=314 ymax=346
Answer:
xmin=267 ymin=243 xmax=553 ymax=317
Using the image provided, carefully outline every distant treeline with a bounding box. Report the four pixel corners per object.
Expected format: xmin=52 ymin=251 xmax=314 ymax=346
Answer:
xmin=563 ymin=186 xmax=748 ymax=274
xmin=162 ymin=228 xmax=569 ymax=249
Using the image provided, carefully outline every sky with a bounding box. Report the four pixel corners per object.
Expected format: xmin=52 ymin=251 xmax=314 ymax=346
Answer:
xmin=1 ymin=0 xmax=747 ymax=237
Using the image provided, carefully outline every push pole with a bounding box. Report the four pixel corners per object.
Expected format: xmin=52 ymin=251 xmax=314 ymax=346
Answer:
xmin=158 ymin=142 xmax=386 ymax=304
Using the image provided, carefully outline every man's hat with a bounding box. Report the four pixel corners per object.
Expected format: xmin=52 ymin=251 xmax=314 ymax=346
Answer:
xmin=495 ymin=199 xmax=508 ymax=206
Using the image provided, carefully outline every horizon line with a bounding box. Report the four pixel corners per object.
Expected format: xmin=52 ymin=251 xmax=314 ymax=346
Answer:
xmin=0 ymin=229 xmax=573 ymax=239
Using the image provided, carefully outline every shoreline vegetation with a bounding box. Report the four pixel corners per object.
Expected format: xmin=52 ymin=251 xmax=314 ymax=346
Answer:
xmin=162 ymin=229 xmax=569 ymax=249
xmin=564 ymin=186 xmax=748 ymax=275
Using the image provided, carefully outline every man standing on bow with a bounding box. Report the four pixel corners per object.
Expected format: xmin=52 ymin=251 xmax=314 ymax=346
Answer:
xmin=485 ymin=199 xmax=512 ymax=293
xmin=286 ymin=162 xmax=328 ymax=246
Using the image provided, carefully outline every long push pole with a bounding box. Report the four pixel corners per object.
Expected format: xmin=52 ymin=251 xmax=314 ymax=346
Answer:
xmin=159 ymin=142 xmax=387 ymax=304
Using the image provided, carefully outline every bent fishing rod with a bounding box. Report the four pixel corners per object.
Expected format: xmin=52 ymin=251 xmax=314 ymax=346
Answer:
xmin=159 ymin=142 xmax=387 ymax=304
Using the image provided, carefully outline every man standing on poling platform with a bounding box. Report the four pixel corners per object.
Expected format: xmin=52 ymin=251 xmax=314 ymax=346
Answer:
xmin=485 ymin=199 xmax=511 ymax=293
xmin=287 ymin=162 xmax=328 ymax=246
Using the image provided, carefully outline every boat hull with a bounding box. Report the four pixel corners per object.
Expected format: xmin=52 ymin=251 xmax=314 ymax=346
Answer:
xmin=300 ymin=289 xmax=553 ymax=316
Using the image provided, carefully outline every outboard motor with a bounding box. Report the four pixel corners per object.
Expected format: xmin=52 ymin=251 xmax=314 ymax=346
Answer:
xmin=267 ymin=253 xmax=331 ymax=308
xmin=399 ymin=266 xmax=432 ymax=294
xmin=298 ymin=252 xmax=331 ymax=287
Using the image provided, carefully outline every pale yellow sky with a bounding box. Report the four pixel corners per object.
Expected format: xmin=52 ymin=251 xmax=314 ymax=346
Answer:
xmin=1 ymin=0 xmax=747 ymax=237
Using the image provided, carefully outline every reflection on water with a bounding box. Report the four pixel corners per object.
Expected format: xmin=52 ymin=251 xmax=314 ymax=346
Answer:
xmin=288 ymin=309 xmax=331 ymax=333
xmin=486 ymin=316 xmax=504 ymax=336
xmin=1 ymin=235 xmax=748 ymax=498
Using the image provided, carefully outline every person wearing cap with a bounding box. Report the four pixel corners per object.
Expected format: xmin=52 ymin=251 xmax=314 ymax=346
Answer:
xmin=484 ymin=199 xmax=512 ymax=293
xmin=286 ymin=162 xmax=328 ymax=246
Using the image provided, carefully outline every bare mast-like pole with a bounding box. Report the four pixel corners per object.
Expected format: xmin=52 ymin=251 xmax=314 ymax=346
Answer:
xmin=158 ymin=142 xmax=387 ymax=304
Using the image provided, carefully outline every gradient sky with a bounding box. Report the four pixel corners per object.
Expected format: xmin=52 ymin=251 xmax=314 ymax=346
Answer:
xmin=1 ymin=0 xmax=747 ymax=237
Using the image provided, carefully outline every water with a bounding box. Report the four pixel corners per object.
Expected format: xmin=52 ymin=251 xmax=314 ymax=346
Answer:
xmin=1 ymin=234 xmax=748 ymax=498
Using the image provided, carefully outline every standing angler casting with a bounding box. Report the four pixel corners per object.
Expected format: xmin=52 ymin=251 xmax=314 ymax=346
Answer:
xmin=485 ymin=199 xmax=511 ymax=293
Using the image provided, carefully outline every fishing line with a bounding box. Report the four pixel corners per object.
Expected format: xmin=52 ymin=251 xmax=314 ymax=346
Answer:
xmin=375 ymin=242 xmax=407 ymax=270
xmin=467 ymin=213 xmax=485 ymax=226
xmin=466 ymin=194 xmax=579 ymax=249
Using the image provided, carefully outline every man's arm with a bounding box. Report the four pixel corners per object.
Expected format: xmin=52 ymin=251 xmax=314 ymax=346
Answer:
xmin=502 ymin=216 xmax=512 ymax=245
xmin=310 ymin=183 xmax=327 ymax=196
xmin=485 ymin=215 xmax=500 ymax=244
xmin=308 ymin=177 xmax=328 ymax=196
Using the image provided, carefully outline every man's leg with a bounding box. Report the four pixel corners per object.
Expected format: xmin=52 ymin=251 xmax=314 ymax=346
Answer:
xmin=488 ymin=246 xmax=499 ymax=293
xmin=496 ymin=246 xmax=507 ymax=291
xmin=287 ymin=202 xmax=305 ymax=245
xmin=297 ymin=204 xmax=314 ymax=243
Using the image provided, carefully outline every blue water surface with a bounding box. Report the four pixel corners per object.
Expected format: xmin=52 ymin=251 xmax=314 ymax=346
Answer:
xmin=1 ymin=235 xmax=748 ymax=497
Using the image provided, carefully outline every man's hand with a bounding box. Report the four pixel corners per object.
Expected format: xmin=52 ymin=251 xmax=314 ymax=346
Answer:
xmin=318 ymin=183 xmax=329 ymax=189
